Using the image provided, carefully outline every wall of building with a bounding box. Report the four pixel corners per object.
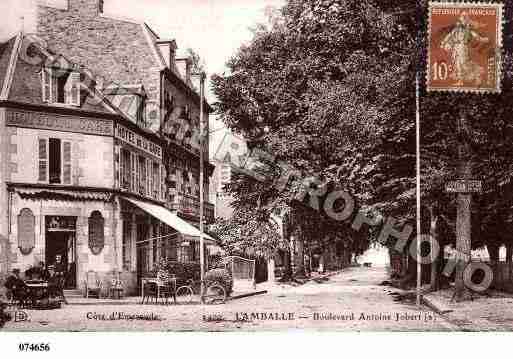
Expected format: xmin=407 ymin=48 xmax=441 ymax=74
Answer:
xmin=0 ymin=109 xmax=8 ymax=277
xmin=8 ymin=193 xmax=119 ymax=294
xmin=8 ymin=127 xmax=114 ymax=188
xmin=209 ymin=159 xmax=235 ymax=219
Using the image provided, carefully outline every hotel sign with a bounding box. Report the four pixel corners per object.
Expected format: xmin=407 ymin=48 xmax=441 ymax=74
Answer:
xmin=115 ymin=124 xmax=162 ymax=159
xmin=6 ymin=109 xmax=114 ymax=136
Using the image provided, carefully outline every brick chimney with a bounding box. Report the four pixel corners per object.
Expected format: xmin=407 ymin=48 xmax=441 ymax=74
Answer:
xmin=67 ymin=0 xmax=103 ymax=16
xmin=175 ymin=57 xmax=192 ymax=87
xmin=156 ymin=39 xmax=177 ymax=70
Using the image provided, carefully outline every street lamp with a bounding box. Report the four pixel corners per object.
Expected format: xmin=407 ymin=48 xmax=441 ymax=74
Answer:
xmin=193 ymin=71 xmax=207 ymax=304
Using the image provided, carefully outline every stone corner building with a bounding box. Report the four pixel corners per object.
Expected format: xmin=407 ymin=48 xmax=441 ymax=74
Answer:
xmin=0 ymin=0 xmax=216 ymax=295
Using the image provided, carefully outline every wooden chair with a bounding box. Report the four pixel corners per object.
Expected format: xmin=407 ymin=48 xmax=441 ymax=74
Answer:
xmin=11 ymin=283 xmax=29 ymax=308
xmin=159 ymin=278 xmax=177 ymax=305
xmin=141 ymin=279 xmax=158 ymax=304
xmin=84 ymin=271 xmax=103 ymax=299
xmin=108 ymin=271 xmax=124 ymax=299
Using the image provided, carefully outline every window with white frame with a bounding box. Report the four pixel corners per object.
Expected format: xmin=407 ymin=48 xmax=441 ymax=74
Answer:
xmin=152 ymin=162 xmax=160 ymax=199
xmin=138 ymin=155 xmax=147 ymax=195
xmin=119 ymin=148 xmax=132 ymax=190
xmin=41 ymin=67 xmax=81 ymax=106
xmin=38 ymin=138 xmax=72 ymax=185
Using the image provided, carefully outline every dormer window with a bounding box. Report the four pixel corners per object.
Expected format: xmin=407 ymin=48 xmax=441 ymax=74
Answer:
xmin=41 ymin=68 xmax=81 ymax=106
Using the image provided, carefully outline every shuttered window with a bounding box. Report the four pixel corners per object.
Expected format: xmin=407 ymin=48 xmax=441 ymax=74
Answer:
xmin=41 ymin=68 xmax=52 ymax=103
xmin=138 ymin=155 xmax=146 ymax=195
xmin=148 ymin=158 xmax=153 ymax=198
xmin=161 ymin=165 xmax=166 ymax=201
xmin=153 ymin=162 xmax=160 ymax=199
xmin=120 ymin=149 xmax=131 ymax=190
xmin=38 ymin=138 xmax=48 ymax=182
xmin=131 ymin=152 xmax=138 ymax=193
xmin=62 ymin=141 xmax=72 ymax=184
xmin=65 ymin=72 xmax=81 ymax=106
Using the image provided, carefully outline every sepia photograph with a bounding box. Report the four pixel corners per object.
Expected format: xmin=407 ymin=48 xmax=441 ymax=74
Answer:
xmin=1 ymin=0 xmax=513 ymax=352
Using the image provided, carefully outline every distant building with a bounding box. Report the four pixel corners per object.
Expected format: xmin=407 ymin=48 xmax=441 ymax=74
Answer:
xmin=209 ymin=132 xmax=247 ymax=220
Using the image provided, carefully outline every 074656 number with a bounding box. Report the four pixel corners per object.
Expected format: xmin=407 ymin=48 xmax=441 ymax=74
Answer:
xmin=18 ymin=343 xmax=50 ymax=352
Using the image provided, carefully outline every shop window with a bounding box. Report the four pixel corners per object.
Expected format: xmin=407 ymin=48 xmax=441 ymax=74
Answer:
xmin=122 ymin=218 xmax=131 ymax=270
xmin=192 ymin=242 xmax=200 ymax=262
xmin=38 ymin=138 xmax=72 ymax=184
xmin=152 ymin=221 xmax=159 ymax=264
xmin=18 ymin=208 xmax=35 ymax=255
xmin=88 ymin=211 xmax=105 ymax=255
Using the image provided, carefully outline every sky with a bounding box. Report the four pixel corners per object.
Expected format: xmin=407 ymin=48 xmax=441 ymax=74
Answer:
xmin=0 ymin=0 xmax=285 ymax=151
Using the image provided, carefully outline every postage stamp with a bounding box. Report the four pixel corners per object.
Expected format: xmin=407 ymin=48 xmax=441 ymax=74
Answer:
xmin=427 ymin=1 xmax=504 ymax=93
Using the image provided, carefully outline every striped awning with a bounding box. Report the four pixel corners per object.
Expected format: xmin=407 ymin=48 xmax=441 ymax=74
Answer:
xmin=122 ymin=196 xmax=216 ymax=244
xmin=14 ymin=188 xmax=113 ymax=202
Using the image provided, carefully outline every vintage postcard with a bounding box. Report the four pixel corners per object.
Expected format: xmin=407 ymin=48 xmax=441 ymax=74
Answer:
xmin=1 ymin=1 xmax=513 ymax=354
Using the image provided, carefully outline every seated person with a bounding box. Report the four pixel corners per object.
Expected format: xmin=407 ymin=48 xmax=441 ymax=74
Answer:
xmin=40 ymin=263 xmax=51 ymax=282
xmin=24 ymin=265 xmax=35 ymax=280
xmin=4 ymin=269 xmax=28 ymax=304
xmin=53 ymin=255 xmax=66 ymax=277
xmin=47 ymin=266 xmax=62 ymax=299
xmin=25 ymin=261 xmax=47 ymax=281
xmin=5 ymin=269 xmax=23 ymax=290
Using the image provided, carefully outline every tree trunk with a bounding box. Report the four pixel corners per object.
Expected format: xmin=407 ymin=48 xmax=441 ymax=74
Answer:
xmin=507 ymin=243 xmax=512 ymax=285
xmin=438 ymin=245 xmax=449 ymax=289
xmin=487 ymin=243 xmax=500 ymax=289
xmin=454 ymin=117 xmax=472 ymax=301
xmin=294 ymin=230 xmax=306 ymax=278
xmin=319 ymin=250 xmax=325 ymax=273
xmin=282 ymin=241 xmax=293 ymax=281
xmin=267 ymin=257 xmax=276 ymax=283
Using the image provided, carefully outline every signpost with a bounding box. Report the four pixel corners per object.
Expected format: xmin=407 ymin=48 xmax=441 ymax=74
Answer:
xmin=445 ymin=180 xmax=482 ymax=193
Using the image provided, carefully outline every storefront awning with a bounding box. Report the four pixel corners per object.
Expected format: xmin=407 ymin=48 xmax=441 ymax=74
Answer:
xmin=122 ymin=197 xmax=216 ymax=244
xmin=14 ymin=187 xmax=112 ymax=202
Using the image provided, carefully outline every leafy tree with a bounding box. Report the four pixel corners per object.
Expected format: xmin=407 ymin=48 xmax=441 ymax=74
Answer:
xmin=419 ymin=0 xmax=513 ymax=298
xmin=212 ymin=0 xmax=418 ymax=278
xmin=209 ymin=209 xmax=282 ymax=258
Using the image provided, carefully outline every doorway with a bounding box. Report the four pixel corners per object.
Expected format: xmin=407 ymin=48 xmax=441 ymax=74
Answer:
xmin=45 ymin=216 xmax=77 ymax=289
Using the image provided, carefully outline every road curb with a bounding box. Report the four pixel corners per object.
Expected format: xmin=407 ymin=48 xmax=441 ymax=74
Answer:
xmin=229 ymin=290 xmax=268 ymax=301
xmin=422 ymin=294 xmax=454 ymax=314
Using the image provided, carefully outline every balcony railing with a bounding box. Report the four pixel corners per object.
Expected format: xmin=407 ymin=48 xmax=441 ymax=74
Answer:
xmin=169 ymin=192 xmax=215 ymax=223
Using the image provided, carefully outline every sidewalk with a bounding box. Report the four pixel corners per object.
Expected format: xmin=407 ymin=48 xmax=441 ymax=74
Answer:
xmin=423 ymin=288 xmax=513 ymax=331
xmin=66 ymin=288 xmax=266 ymax=306
xmin=257 ymin=268 xmax=346 ymax=294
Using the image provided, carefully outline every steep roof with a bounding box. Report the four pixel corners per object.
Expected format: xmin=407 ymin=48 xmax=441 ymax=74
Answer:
xmin=0 ymin=36 xmax=17 ymax=94
xmin=2 ymin=32 xmax=121 ymax=116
